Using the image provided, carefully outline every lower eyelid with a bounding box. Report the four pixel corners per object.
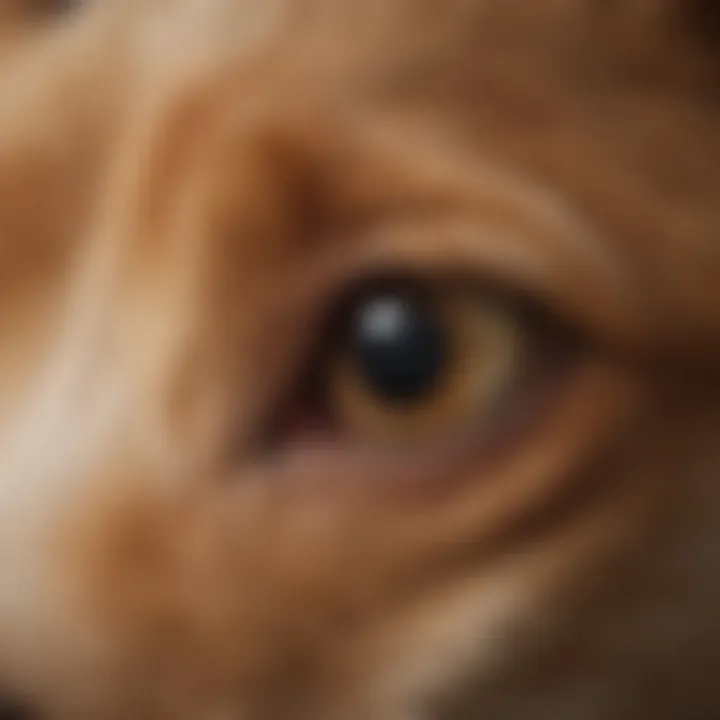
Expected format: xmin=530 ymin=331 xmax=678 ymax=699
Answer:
xmin=266 ymin=327 xmax=582 ymax=483
xmin=257 ymin=354 xmax=592 ymax=514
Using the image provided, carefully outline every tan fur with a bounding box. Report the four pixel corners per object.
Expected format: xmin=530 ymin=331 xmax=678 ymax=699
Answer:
xmin=0 ymin=1 xmax=718 ymax=718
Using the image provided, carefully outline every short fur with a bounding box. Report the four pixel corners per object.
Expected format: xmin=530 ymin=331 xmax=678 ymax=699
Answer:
xmin=0 ymin=1 xmax=718 ymax=718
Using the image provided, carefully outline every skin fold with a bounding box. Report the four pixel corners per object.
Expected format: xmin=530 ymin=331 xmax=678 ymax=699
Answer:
xmin=0 ymin=1 xmax=718 ymax=718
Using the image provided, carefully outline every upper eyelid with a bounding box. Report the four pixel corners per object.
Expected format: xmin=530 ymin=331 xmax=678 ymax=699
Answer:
xmin=317 ymin=117 xmax=651 ymax=349
xmin=302 ymin=213 xmax=646 ymax=354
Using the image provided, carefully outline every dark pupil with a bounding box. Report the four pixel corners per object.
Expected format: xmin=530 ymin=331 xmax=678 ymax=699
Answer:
xmin=350 ymin=292 xmax=448 ymax=404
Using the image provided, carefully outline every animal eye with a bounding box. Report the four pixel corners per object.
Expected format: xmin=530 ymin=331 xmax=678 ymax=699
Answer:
xmin=310 ymin=278 xmax=528 ymax=445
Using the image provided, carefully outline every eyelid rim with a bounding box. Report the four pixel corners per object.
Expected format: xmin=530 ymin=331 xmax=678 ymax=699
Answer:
xmin=294 ymin=214 xmax=649 ymax=359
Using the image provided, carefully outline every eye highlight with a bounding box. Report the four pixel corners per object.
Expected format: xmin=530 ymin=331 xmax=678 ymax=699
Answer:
xmin=313 ymin=278 xmax=527 ymax=445
xmin=345 ymin=289 xmax=449 ymax=406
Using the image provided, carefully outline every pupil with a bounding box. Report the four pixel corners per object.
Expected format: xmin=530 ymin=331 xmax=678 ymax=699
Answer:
xmin=350 ymin=292 xmax=447 ymax=404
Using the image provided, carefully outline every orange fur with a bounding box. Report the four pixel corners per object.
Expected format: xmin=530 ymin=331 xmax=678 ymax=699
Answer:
xmin=0 ymin=1 xmax=718 ymax=718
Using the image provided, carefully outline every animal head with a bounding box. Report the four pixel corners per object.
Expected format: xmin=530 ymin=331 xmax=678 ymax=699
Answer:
xmin=0 ymin=1 xmax=718 ymax=718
